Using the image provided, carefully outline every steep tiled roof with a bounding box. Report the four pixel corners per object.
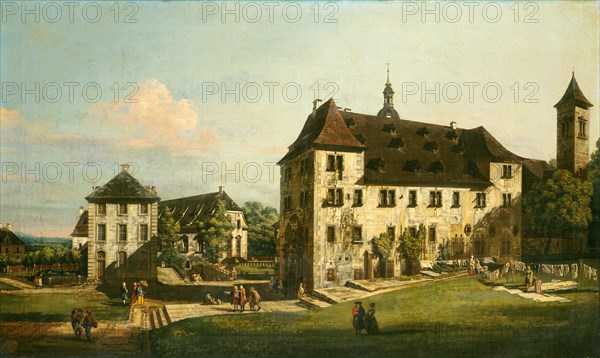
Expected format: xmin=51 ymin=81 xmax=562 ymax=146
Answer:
xmin=85 ymin=170 xmax=159 ymax=203
xmin=0 ymin=227 xmax=25 ymax=246
xmin=159 ymin=191 xmax=245 ymax=234
xmin=341 ymin=112 xmax=507 ymax=188
xmin=554 ymin=73 xmax=594 ymax=109
xmin=278 ymin=99 xmax=365 ymax=164
xmin=71 ymin=210 xmax=89 ymax=237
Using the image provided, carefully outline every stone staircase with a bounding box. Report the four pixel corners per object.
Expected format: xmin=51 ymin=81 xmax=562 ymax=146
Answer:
xmin=130 ymin=303 xmax=172 ymax=330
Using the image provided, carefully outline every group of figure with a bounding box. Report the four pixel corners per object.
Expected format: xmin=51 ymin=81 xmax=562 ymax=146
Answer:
xmin=120 ymin=281 xmax=144 ymax=306
xmin=267 ymin=276 xmax=281 ymax=294
xmin=352 ymin=301 xmax=379 ymax=335
xmin=231 ymin=285 xmax=261 ymax=312
xmin=33 ymin=275 xmax=43 ymax=289
xmin=70 ymin=308 xmax=97 ymax=341
xmin=524 ymin=266 xmax=543 ymax=293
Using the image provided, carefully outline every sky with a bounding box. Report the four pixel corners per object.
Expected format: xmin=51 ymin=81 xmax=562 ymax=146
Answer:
xmin=1 ymin=1 xmax=599 ymax=237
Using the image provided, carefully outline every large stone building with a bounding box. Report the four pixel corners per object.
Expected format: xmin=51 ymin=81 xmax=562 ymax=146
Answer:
xmin=76 ymin=164 xmax=160 ymax=282
xmin=159 ymin=186 xmax=248 ymax=263
xmin=277 ymin=74 xmax=553 ymax=293
xmin=0 ymin=223 xmax=26 ymax=261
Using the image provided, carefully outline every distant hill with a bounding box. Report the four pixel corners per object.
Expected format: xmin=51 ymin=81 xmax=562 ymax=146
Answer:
xmin=15 ymin=232 xmax=72 ymax=247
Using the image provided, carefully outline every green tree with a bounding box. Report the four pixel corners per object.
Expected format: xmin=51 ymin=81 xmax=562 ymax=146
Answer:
xmin=590 ymin=138 xmax=600 ymax=182
xmin=589 ymin=139 xmax=600 ymax=247
xmin=399 ymin=224 xmax=426 ymax=260
xmin=242 ymin=201 xmax=279 ymax=257
xmin=196 ymin=200 xmax=236 ymax=263
xmin=372 ymin=233 xmax=394 ymax=259
xmin=158 ymin=206 xmax=186 ymax=268
xmin=158 ymin=207 xmax=181 ymax=251
xmin=524 ymin=169 xmax=593 ymax=237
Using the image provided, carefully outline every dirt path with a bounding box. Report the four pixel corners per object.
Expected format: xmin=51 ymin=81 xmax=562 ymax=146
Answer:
xmin=0 ymin=321 xmax=150 ymax=357
xmin=0 ymin=277 xmax=35 ymax=290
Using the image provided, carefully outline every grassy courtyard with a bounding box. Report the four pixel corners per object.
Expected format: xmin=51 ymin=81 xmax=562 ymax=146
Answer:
xmin=0 ymin=291 xmax=130 ymax=322
xmin=150 ymin=277 xmax=599 ymax=358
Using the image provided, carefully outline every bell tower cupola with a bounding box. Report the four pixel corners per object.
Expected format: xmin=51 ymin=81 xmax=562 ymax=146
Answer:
xmin=377 ymin=63 xmax=400 ymax=120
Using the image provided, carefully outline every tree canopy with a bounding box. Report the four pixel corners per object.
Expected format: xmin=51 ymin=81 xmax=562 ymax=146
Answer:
xmin=524 ymin=169 xmax=593 ymax=237
xmin=372 ymin=233 xmax=394 ymax=259
xmin=242 ymin=201 xmax=278 ymax=257
xmin=399 ymin=224 xmax=426 ymax=260
xmin=158 ymin=206 xmax=181 ymax=251
xmin=196 ymin=200 xmax=235 ymax=263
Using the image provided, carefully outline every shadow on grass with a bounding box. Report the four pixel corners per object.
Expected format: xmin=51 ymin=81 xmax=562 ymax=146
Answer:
xmin=0 ymin=312 xmax=66 ymax=322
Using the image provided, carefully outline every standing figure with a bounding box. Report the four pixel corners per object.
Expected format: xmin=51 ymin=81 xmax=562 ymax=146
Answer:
xmin=273 ymin=278 xmax=280 ymax=294
xmin=131 ymin=282 xmax=138 ymax=305
xmin=297 ymin=283 xmax=305 ymax=300
xmin=506 ymin=259 xmax=516 ymax=283
xmin=364 ymin=303 xmax=379 ymax=335
xmin=525 ymin=266 xmax=534 ymax=288
xmin=231 ymin=285 xmax=239 ymax=312
xmin=71 ymin=308 xmax=83 ymax=339
xmin=268 ymin=277 xmax=274 ymax=293
xmin=136 ymin=284 xmax=144 ymax=305
xmin=239 ymin=285 xmax=247 ymax=312
xmin=82 ymin=309 xmax=97 ymax=341
xmin=468 ymin=256 xmax=475 ymax=276
xmin=352 ymin=302 xmax=365 ymax=335
xmin=249 ymin=287 xmax=261 ymax=311
xmin=120 ymin=282 xmax=128 ymax=306
xmin=533 ymin=277 xmax=543 ymax=294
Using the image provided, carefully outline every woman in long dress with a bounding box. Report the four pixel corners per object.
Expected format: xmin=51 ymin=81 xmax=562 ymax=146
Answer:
xmin=364 ymin=303 xmax=379 ymax=334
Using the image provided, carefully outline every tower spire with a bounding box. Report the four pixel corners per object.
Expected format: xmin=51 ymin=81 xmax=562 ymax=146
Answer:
xmin=386 ymin=62 xmax=390 ymax=84
xmin=377 ymin=64 xmax=400 ymax=119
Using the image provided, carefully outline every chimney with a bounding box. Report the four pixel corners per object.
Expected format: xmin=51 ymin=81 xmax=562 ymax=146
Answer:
xmin=121 ymin=163 xmax=130 ymax=172
xmin=219 ymin=186 xmax=224 ymax=194
xmin=450 ymin=121 xmax=457 ymax=129
xmin=6 ymin=223 xmax=12 ymax=231
xmin=312 ymin=99 xmax=323 ymax=117
xmin=344 ymin=108 xmax=352 ymax=112
xmin=79 ymin=206 xmax=84 ymax=217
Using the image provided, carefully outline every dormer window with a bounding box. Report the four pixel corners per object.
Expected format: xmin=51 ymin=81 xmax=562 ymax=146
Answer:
xmin=388 ymin=137 xmax=405 ymax=150
xmin=344 ymin=117 xmax=357 ymax=129
xmin=404 ymin=160 xmax=422 ymax=173
xmin=429 ymin=160 xmax=445 ymax=174
xmin=383 ymin=123 xmax=397 ymax=134
xmin=417 ymin=126 xmax=430 ymax=138
xmin=424 ymin=140 xmax=439 ymax=153
xmin=454 ymin=142 xmax=466 ymax=155
xmin=367 ymin=157 xmax=386 ymax=172
xmin=354 ymin=134 xmax=366 ymax=144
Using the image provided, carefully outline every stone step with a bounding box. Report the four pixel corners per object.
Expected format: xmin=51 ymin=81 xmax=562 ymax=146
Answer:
xmin=311 ymin=289 xmax=340 ymax=304
xmin=300 ymin=295 xmax=332 ymax=309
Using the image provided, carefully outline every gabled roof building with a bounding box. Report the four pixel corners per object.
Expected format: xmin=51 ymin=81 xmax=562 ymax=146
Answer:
xmin=277 ymin=72 xmax=560 ymax=294
xmin=159 ymin=186 xmax=248 ymax=262
xmin=76 ymin=164 xmax=160 ymax=282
